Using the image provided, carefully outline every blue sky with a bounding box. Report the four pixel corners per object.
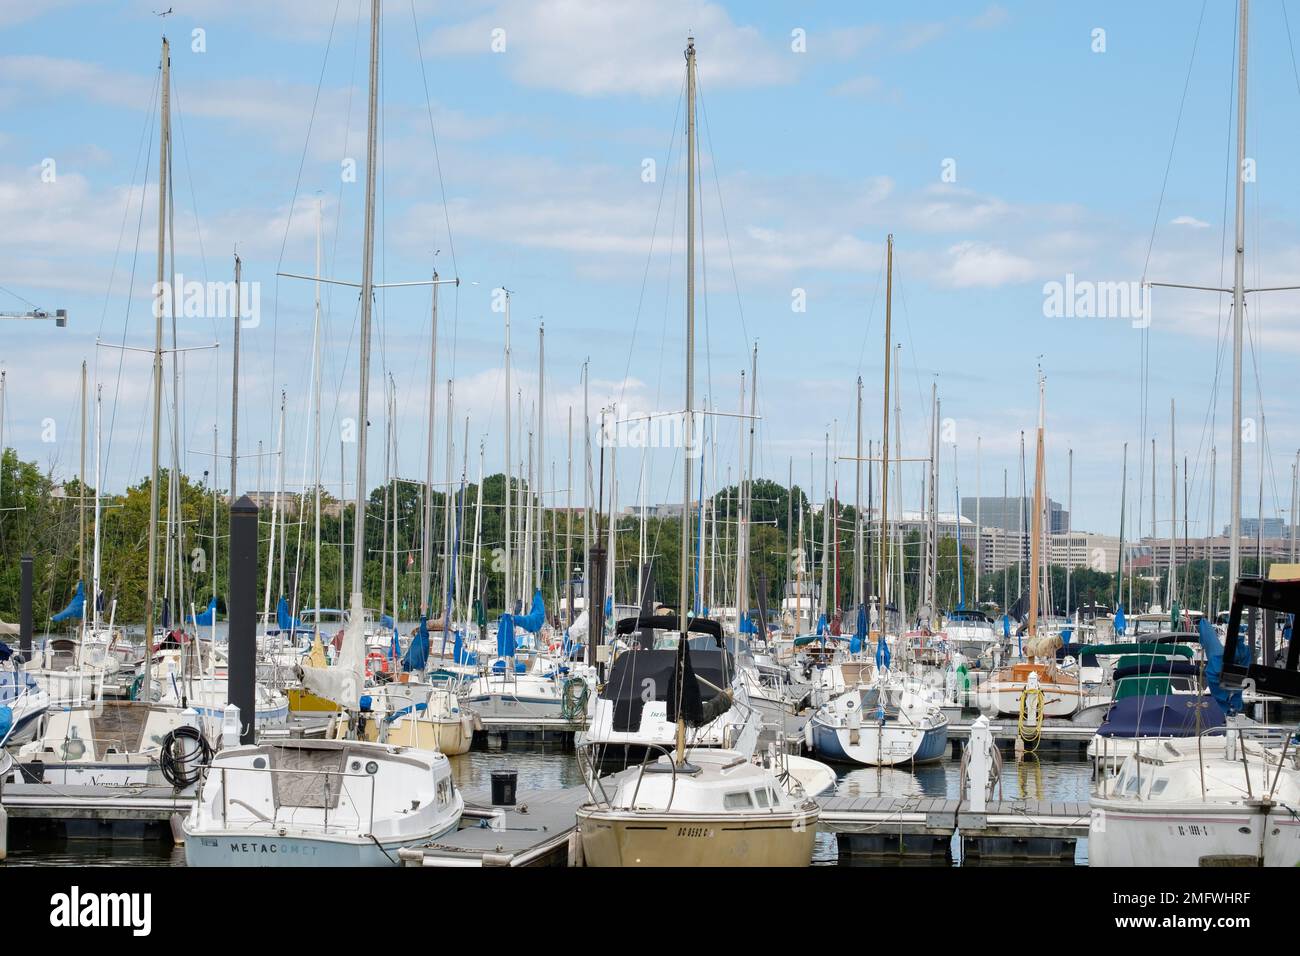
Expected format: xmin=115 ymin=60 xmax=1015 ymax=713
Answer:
xmin=2 ymin=0 xmax=1299 ymax=538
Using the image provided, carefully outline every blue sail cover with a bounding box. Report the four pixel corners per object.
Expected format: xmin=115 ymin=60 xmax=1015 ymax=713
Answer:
xmin=1098 ymin=694 xmax=1225 ymax=738
xmin=189 ymin=596 xmax=217 ymax=626
xmin=380 ymin=613 xmax=395 ymax=630
xmin=1114 ymin=604 xmax=1127 ymax=636
xmin=452 ymin=630 xmax=477 ymax=666
xmin=815 ymin=613 xmax=827 ymax=637
xmin=1199 ymin=617 xmax=1249 ymax=713
xmin=403 ymin=615 xmax=430 ymax=672
xmin=276 ymin=596 xmax=303 ymax=632
xmin=875 ymin=632 xmax=891 ymax=669
xmin=497 ymin=589 xmax=546 ymax=657
xmin=51 ymin=580 xmax=85 ymax=622
xmin=739 ymin=613 xmax=758 ymax=635
xmin=1002 ymin=613 xmax=1011 ymax=638
xmin=849 ymin=603 xmax=866 ymax=655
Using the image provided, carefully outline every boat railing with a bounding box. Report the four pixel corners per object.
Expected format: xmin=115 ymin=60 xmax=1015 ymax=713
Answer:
xmin=216 ymin=764 xmax=377 ymax=836
xmin=1189 ymin=722 xmax=1299 ymax=803
xmin=625 ymin=744 xmax=680 ymax=813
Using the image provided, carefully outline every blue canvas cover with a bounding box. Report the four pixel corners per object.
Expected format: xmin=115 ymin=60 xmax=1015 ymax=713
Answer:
xmin=51 ymin=580 xmax=85 ymax=622
xmin=403 ymin=616 xmax=430 ymax=672
xmin=1097 ymin=693 xmax=1225 ymax=738
xmin=190 ymin=596 xmax=217 ymax=626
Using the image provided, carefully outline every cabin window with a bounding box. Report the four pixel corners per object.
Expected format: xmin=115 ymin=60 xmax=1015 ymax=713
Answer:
xmin=1149 ymin=778 xmax=1168 ymax=796
xmin=1123 ymin=772 xmax=1142 ymax=795
xmin=754 ymin=789 xmax=770 ymax=808
xmin=437 ymin=779 xmax=450 ymax=806
xmin=723 ymin=791 xmax=753 ymax=810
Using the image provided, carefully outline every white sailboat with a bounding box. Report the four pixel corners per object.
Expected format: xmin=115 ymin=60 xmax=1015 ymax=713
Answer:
xmin=575 ymin=38 xmax=819 ymax=867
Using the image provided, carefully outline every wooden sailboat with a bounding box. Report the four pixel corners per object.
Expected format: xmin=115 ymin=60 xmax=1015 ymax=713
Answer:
xmin=987 ymin=375 xmax=1081 ymax=718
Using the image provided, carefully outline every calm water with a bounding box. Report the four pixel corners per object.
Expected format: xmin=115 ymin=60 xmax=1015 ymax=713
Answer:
xmin=2 ymin=747 xmax=1092 ymax=866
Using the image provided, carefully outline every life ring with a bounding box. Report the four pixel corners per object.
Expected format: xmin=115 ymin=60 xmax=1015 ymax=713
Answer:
xmin=365 ymin=651 xmax=389 ymax=677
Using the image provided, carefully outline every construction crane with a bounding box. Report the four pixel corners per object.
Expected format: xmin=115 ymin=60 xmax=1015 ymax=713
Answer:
xmin=0 ymin=308 xmax=67 ymax=327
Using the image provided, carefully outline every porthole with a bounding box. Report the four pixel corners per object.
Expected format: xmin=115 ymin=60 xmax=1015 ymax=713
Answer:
xmin=365 ymin=760 xmax=379 ymax=775
xmin=253 ymin=756 xmax=267 ymax=769
xmin=350 ymin=760 xmax=362 ymax=772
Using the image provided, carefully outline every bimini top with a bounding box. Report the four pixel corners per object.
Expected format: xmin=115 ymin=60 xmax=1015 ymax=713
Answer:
xmin=1097 ymin=694 xmax=1224 ymax=738
xmin=1056 ymin=642 xmax=1195 ymax=663
xmin=614 ymin=613 xmax=723 ymax=650
xmin=601 ymin=647 xmax=733 ymax=732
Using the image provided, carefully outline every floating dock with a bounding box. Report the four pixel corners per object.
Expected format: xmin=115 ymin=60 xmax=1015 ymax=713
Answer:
xmin=399 ymin=783 xmax=589 ymax=867
xmin=820 ymin=794 xmax=1088 ymax=864
xmin=2 ymin=783 xmax=194 ymax=841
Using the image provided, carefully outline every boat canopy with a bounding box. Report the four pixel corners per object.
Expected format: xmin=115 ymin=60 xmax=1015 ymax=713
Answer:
xmin=1057 ymin=642 xmax=1195 ymax=662
xmin=602 ymin=647 xmax=732 ymax=731
xmin=1097 ymin=694 xmax=1225 ymax=738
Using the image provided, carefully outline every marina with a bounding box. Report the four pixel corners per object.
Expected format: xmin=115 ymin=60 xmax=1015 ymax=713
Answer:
xmin=0 ymin=3 xmax=1297 ymax=916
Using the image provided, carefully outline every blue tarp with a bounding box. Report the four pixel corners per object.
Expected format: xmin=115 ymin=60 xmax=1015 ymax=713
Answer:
xmin=497 ymin=589 xmax=546 ymax=658
xmin=849 ymin=603 xmax=866 ymax=655
xmin=452 ymin=630 xmax=477 ymax=666
xmin=1114 ymin=604 xmax=1126 ymax=636
xmin=403 ymin=616 xmax=430 ymax=672
xmin=875 ymin=632 xmax=891 ymax=669
xmin=0 ymin=705 xmax=11 ymax=743
xmin=1199 ymin=618 xmax=1250 ymax=714
xmin=189 ymin=596 xmax=217 ymax=626
xmin=1097 ymin=694 xmax=1225 ymax=738
xmin=51 ymin=580 xmax=85 ymax=622
xmin=276 ymin=596 xmax=303 ymax=632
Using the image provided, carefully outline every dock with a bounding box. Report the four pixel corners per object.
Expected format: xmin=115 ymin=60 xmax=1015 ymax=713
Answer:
xmin=399 ymin=783 xmax=590 ymax=868
xmin=820 ymin=794 xmax=1089 ymax=864
xmin=2 ymin=783 xmax=194 ymax=841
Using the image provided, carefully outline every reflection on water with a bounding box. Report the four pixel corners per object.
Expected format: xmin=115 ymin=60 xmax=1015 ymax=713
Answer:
xmin=3 ymin=745 xmax=1092 ymax=866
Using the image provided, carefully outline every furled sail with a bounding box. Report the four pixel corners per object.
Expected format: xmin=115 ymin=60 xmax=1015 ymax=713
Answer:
xmin=299 ymin=592 xmax=366 ymax=710
xmin=51 ymin=580 xmax=85 ymax=622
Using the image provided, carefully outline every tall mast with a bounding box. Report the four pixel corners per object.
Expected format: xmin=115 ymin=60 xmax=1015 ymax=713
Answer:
xmin=876 ymin=235 xmax=894 ymax=631
xmin=1028 ymin=375 xmax=1045 ymax=639
xmin=79 ymin=361 xmax=86 ymax=588
xmin=312 ymin=201 xmax=322 ymax=622
xmin=854 ymin=376 xmax=862 ymax=608
xmin=1229 ymin=0 xmax=1249 ymax=586
xmin=734 ymin=370 xmax=746 ymax=619
xmin=503 ymin=291 xmax=512 ymax=614
xmin=677 ymin=35 xmax=697 ymax=765
xmin=975 ymin=436 xmax=982 ymax=605
xmin=536 ymin=323 xmax=545 ymax=593
xmin=743 ymin=344 xmax=758 ymax=617
xmin=421 ymin=275 xmax=439 ymax=617
xmin=1066 ymin=447 xmax=1073 ymax=618
xmin=92 ymin=385 xmax=103 ymax=632
xmin=1118 ymin=442 xmax=1128 ymax=611
xmin=143 ymin=35 xmax=170 ymax=695
xmin=350 ymin=0 xmax=380 ymax=600
xmin=1169 ymin=399 xmax=1177 ymax=608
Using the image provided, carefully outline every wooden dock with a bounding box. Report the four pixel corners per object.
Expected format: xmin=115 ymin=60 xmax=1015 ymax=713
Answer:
xmin=2 ymin=783 xmax=194 ymax=841
xmin=819 ymin=794 xmax=1088 ymax=864
xmin=398 ymin=783 xmax=591 ymax=868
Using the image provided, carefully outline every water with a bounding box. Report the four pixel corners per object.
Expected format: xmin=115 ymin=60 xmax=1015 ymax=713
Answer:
xmin=2 ymin=747 xmax=1092 ymax=866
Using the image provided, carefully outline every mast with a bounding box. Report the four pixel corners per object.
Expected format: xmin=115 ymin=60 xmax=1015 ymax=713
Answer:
xmin=312 ymin=201 xmax=322 ymax=624
xmin=1169 ymin=399 xmax=1177 ymax=609
xmin=79 ymin=361 xmax=86 ymax=588
xmin=503 ymin=290 xmax=512 ymax=614
xmin=1229 ymin=0 xmax=1248 ymax=586
xmin=536 ymin=323 xmax=545 ymax=594
xmin=735 ymin=370 xmax=746 ymax=620
xmin=877 ymin=235 xmax=893 ymax=633
xmin=1066 ymin=447 xmax=1073 ymax=618
xmin=1118 ymin=443 xmax=1128 ymax=612
xmin=350 ymin=0 xmax=380 ymax=602
xmin=676 ymin=35 xmax=697 ymax=765
xmin=854 ymin=376 xmax=863 ymax=609
xmin=566 ymin=407 xmax=574 ymax=625
xmin=230 ymin=253 xmax=241 ymax=500
xmin=91 ymin=385 xmax=103 ymax=633
xmin=143 ymin=35 xmax=170 ymax=696
xmin=1028 ymin=375 xmax=1045 ymax=641
xmin=421 ymin=275 xmax=439 ymax=618
xmin=975 ymin=436 xmax=982 ymax=606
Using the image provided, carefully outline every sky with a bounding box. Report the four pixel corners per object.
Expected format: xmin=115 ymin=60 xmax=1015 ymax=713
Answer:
xmin=1 ymin=0 xmax=1299 ymax=539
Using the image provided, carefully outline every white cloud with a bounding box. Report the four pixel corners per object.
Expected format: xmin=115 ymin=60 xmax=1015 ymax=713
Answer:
xmin=935 ymin=241 xmax=1035 ymax=288
xmin=1171 ymin=215 xmax=1210 ymax=229
xmin=428 ymin=0 xmax=794 ymax=96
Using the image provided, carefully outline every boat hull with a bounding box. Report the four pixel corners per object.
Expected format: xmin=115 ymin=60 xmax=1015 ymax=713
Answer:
xmin=1089 ymin=800 xmax=1300 ymax=866
xmin=184 ymin=821 xmax=457 ymax=867
xmin=576 ymin=807 xmax=818 ymax=867
xmin=810 ymin=713 xmax=949 ymax=766
xmin=383 ymin=715 xmax=474 ymax=755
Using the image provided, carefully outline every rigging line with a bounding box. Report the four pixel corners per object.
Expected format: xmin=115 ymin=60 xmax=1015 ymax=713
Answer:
xmin=105 ymin=70 xmax=162 ymax=495
xmin=695 ymin=77 xmax=750 ymax=354
xmin=410 ymin=0 xmax=460 ymax=284
xmin=853 ymin=246 xmax=887 ymax=381
xmin=619 ymin=74 xmax=684 ymax=408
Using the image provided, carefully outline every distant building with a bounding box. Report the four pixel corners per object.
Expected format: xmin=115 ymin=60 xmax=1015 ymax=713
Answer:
xmin=961 ymin=496 xmax=1069 ymax=535
xmin=1227 ymin=517 xmax=1290 ymax=540
xmin=977 ymin=528 xmax=1120 ymax=574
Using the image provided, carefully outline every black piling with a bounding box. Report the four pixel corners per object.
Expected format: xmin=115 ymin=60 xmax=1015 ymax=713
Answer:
xmin=228 ymin=495 xmax=258 ymax=744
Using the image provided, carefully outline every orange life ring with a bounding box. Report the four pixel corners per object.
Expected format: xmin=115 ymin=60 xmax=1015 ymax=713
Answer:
xmin=365 ymin=651 xmax=388 ymax=677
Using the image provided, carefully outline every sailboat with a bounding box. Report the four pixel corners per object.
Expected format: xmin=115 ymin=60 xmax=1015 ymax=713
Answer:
xmin=185 ymin=1 xmax=462 ymax=866
xmin=1090 ymin=0 xmax=1300 ymax=866
xmin=575 ymin=39 xmax=819 ymax=867
xmin=985 ymin=376 xmax=1081 ymax=718
xmin=807 ymin=236 xmax=950 ymax=767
